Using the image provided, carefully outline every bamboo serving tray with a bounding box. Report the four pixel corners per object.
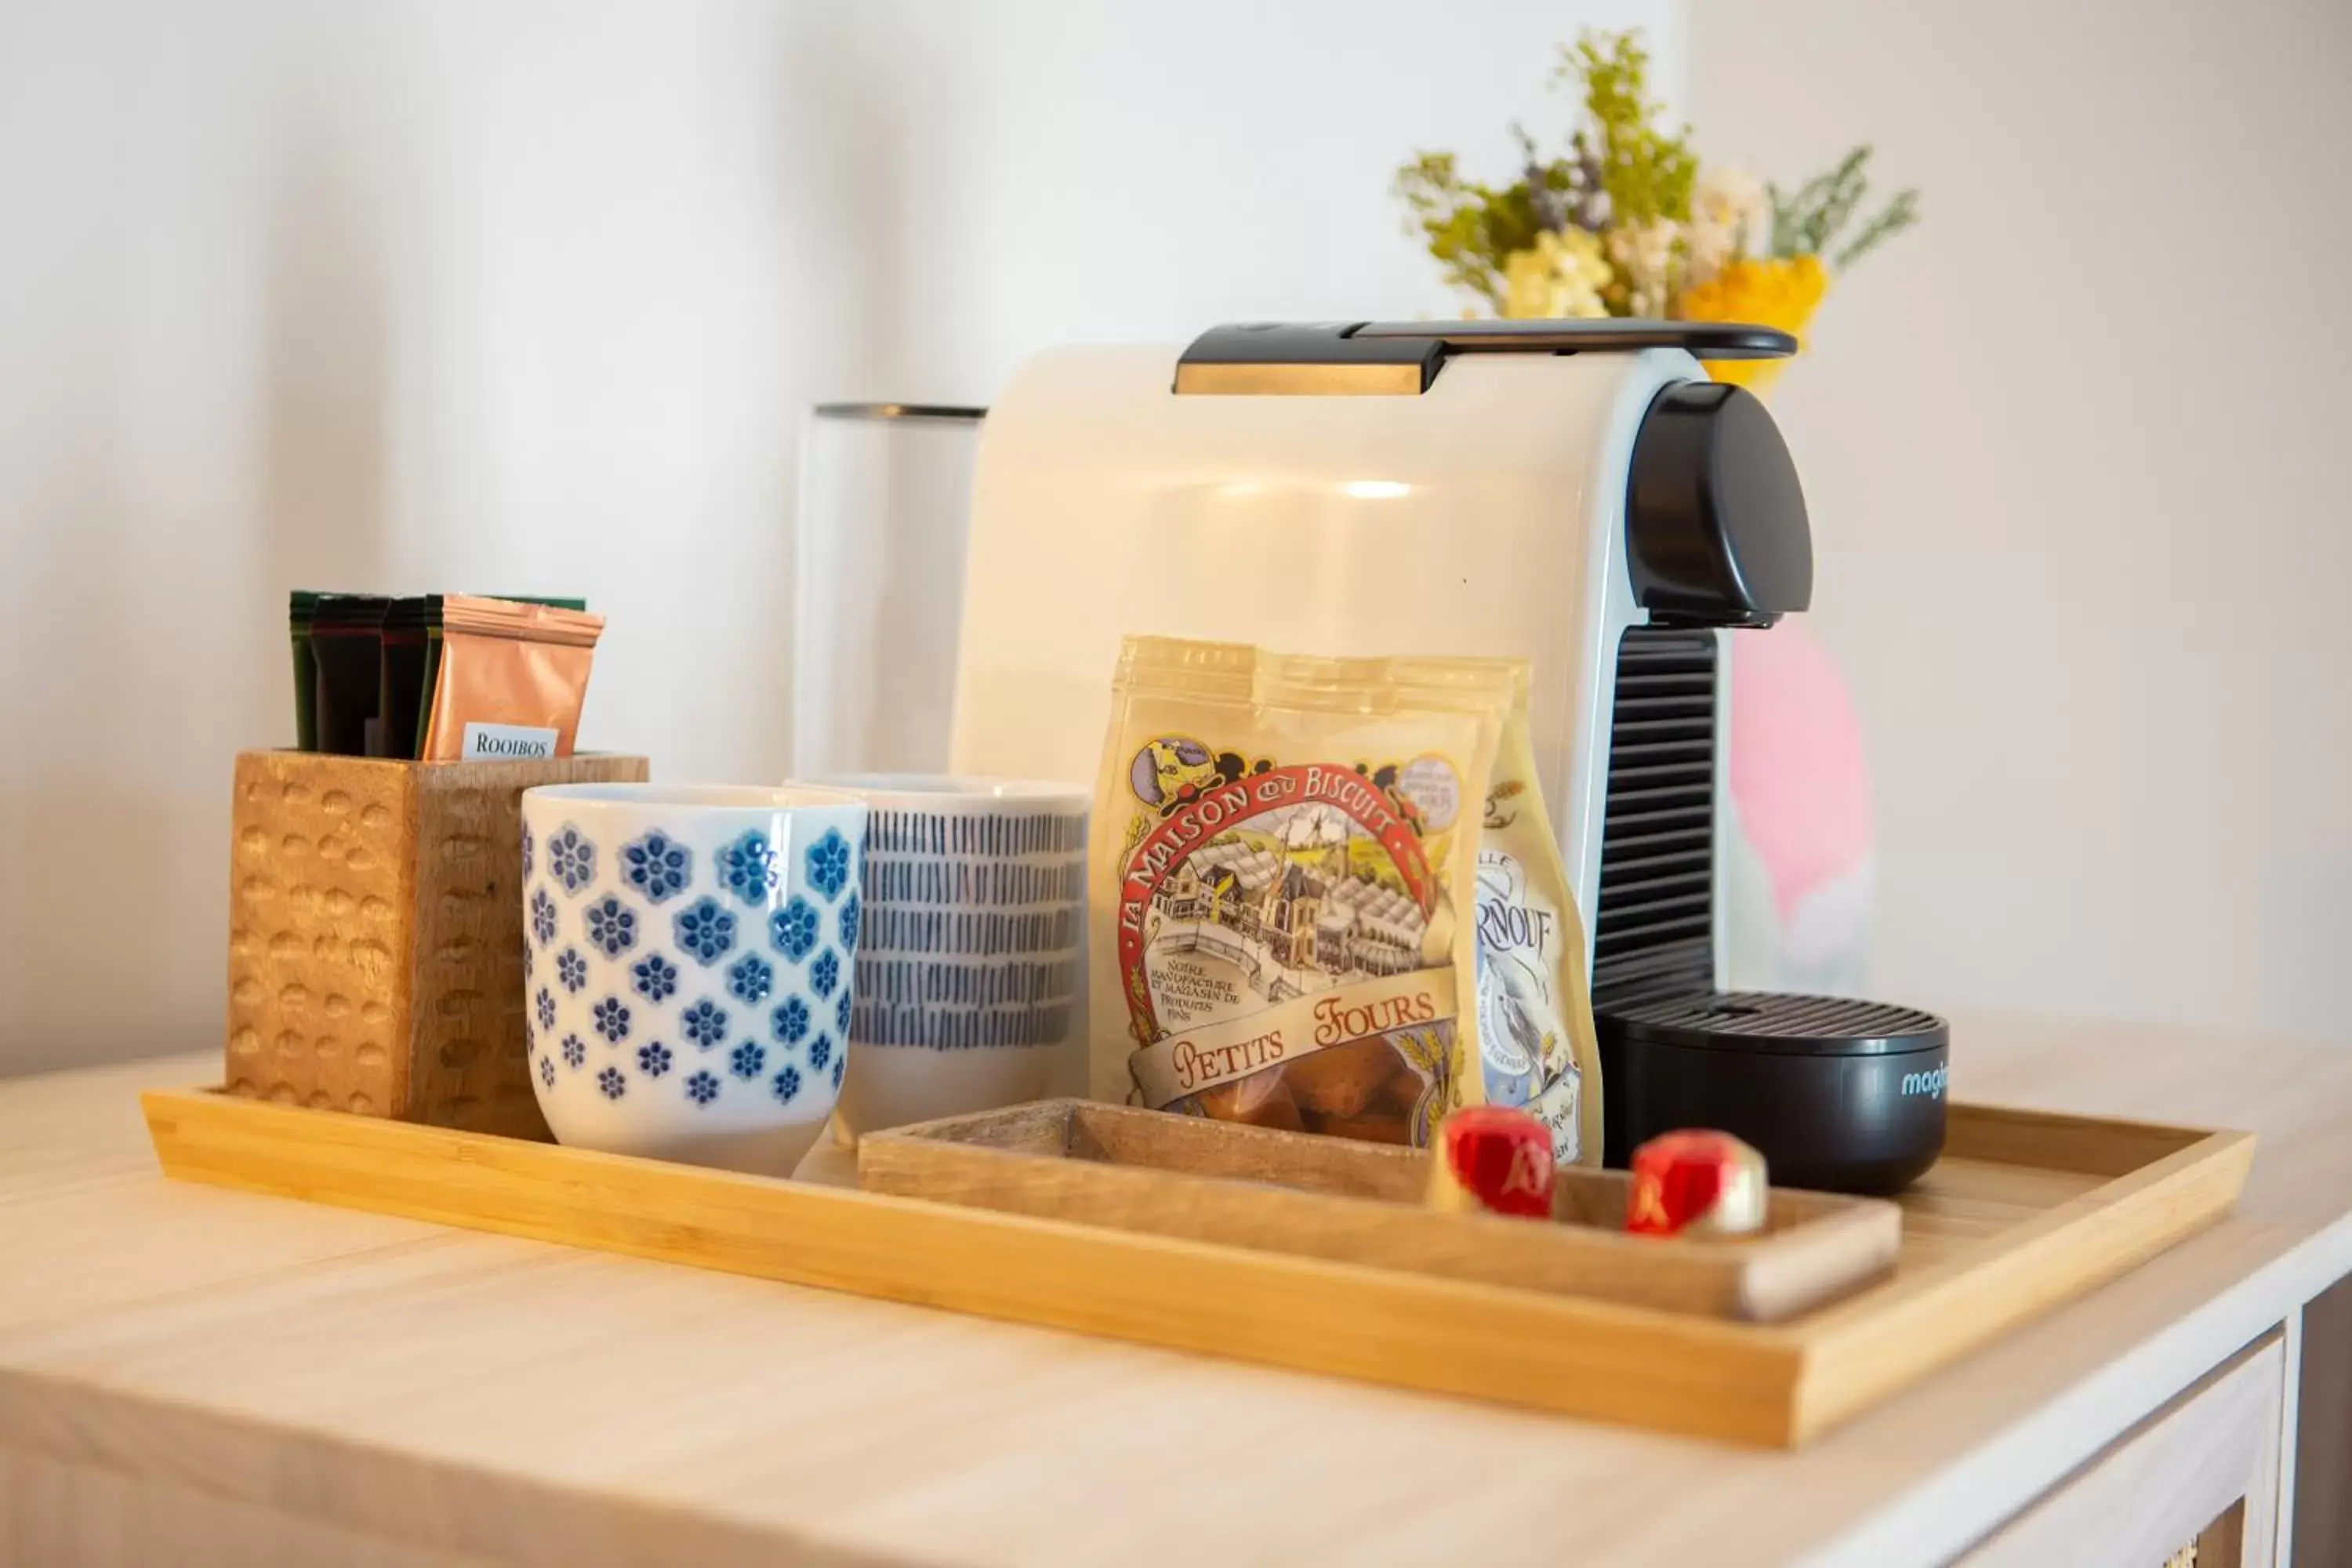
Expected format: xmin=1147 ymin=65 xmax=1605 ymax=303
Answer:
xmin=140 ymin=1087 xmax=2253 ymax=1447
xmin=858 ymin=1100 xmax=1902 ymax=1323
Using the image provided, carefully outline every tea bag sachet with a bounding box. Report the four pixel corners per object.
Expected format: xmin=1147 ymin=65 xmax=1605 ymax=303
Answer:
xmin=307 ymin=593 xmax=391 ymax=756
xmin=405 ymin=594 xmax=589 ymax=760
xmin=289 ymin=591 xmax=323 ymax=751
xmin=418 ymin=594 xmax=605 ymax=761
xmin=379 ymin=596 xmax=433 ymax=761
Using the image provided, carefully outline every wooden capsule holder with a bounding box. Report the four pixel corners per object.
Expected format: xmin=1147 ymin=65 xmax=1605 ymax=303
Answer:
xmin=858 ymin=1099 xmax=1903 ymax=1323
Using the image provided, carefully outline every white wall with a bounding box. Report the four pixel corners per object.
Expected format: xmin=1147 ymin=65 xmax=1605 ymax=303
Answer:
xmin=0 ymin=0 xmax=1677 ymax=1074
xmin=1691 ymin=0 xmax=2352 ymax=1044
xmin=31 ymin=0 xmax=2330 ymax=1074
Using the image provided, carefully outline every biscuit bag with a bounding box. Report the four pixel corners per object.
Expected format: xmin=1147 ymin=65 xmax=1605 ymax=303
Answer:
xmin=1088 ymin=637 xmax=1506 ymax=1146
xmin=1394 ymin=657 xmax=1602 ymax=1167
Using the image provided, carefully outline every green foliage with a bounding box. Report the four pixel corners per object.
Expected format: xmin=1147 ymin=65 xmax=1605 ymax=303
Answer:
xmin=1833 ymin=187 xmax=1921 ymax=271
xmin=1557 ymin=30 xmax=1696 ymax=226
xmin=1390 ymin=152 xmax=1547 ymax=310
xmin=1766 ymin=144 xmax=1921 ymax=269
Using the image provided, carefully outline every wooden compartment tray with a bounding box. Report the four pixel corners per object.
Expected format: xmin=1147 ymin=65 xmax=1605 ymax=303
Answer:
xmin=140 ymin=1087 xmax=2253 ymax=1447
xmin=858 ymin=1100 xmax=1902 ymax=1323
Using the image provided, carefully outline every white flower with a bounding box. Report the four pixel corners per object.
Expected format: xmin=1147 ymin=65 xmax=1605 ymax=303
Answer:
xmin=1694 ymin=165 xmax=1767 ymax=231
xmin=1606 ymin=219 xmax=1682 ymax=317
xmin=1685 ymin=221 xmax=1739 ymax=289
xmin=1684 ymin=165 xmax=1768 ymax=289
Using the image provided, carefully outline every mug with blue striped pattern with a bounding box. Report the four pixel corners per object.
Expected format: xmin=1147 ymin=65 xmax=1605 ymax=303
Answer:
xmin=793 ymin=775 xmax=1087 ymax=1138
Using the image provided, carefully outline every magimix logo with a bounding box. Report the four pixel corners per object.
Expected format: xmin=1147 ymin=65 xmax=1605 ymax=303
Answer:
xmin=1900 ymin=1065 xmax=1948 ymax=1100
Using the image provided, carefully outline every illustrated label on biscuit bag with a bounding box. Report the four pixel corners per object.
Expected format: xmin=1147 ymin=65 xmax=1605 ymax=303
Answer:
xmin=1113 ymin=754 xmax=1466 ymax=1137
xmin=1475 ymin=845 xmax=1582 ymax=1162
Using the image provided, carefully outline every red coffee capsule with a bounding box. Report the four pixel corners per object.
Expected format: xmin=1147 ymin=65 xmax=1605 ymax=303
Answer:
xmin=1427 ymin=1105 xmax=1555 ymax=1219
xmin=1626 ymin=1129 xmax=1769 ymax=1237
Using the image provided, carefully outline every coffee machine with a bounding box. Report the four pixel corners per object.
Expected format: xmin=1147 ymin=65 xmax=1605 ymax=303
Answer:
xmin=947 ymin=321 xmax=1946 ymax=1191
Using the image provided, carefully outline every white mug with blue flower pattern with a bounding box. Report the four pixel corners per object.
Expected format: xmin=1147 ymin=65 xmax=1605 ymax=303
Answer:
xmin=519 ymin=782 xmax=868 ymax=1175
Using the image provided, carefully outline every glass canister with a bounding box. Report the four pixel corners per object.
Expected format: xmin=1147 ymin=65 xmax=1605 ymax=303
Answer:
xmin=792 ymin=403 xmax=985 ymax=778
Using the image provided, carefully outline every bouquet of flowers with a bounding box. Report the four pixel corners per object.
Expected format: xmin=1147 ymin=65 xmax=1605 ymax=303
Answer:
xmin=1392 ymin=30 xmax=1918 ymax=392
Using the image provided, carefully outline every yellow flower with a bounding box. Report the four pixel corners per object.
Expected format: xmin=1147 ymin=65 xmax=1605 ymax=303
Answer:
xmin=1501 ymin=228 xmax=1613 ymax=319
xmin=1684 ymin=256 xmax=1825 ymax=392
xmin=1676 ymin=256 xmax=1830 ymax=394
xmin=1677 ymin=254 xmax=1829 ymax=339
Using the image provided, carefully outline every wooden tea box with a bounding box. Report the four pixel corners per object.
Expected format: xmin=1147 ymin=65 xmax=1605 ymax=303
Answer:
xmin=223 ymin=750 xmax=648 ymax=1137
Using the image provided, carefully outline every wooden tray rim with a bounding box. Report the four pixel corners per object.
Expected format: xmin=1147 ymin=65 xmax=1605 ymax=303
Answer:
xmin=140 ymin=1086 xmax=2255 ymax=1447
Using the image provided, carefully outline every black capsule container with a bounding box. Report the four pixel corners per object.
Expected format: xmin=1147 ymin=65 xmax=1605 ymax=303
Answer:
xmin=1598 ymin=993 xmax=1949 ymax=1195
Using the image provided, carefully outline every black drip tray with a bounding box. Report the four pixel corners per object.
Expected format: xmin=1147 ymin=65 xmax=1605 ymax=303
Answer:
xmin=1597 ymin=990 xmax=1951 ymax=1193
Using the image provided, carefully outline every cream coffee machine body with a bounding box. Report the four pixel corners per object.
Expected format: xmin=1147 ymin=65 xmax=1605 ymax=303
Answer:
xmin=949 ymin=321 xmax=1948 ymax=1191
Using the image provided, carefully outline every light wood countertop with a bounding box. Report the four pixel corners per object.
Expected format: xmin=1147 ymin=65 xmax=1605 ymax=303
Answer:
xmin=4 ymin=1015 xmax=2349 ymax=1566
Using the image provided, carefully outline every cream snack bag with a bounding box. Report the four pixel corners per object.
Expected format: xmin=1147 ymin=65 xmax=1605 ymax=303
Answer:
xmin=1392 ymin=658 xmax=1603 ymax=1167
xmin=1089 ymin=637 xmax=1503 ymax=1146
